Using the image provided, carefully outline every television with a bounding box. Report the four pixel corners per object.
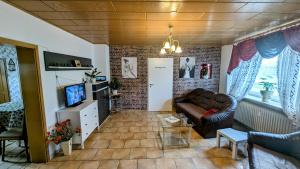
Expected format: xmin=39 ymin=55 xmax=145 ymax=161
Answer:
xmin=64 ymin=83 xmax=86 ymax=107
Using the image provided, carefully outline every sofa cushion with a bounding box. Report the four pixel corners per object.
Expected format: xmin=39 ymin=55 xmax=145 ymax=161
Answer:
xmin=176 ymin=103 xmax=207 ymax=121
xmin=214 ymin=94 xmax=233 ymax=111
xmin=251 ymin=144 xmax=300 ymax=169
xmin=189 ymin=91 xmax=215 ymax=109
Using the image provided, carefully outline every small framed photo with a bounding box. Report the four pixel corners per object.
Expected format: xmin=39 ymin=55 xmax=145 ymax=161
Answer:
xmin=200 ymin=64 xmax=212 ymax=79
xmin=73 ymin=60 xmax=81 ymax=67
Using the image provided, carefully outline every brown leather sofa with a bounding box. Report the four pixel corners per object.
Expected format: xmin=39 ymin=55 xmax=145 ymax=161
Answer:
xmin=174 ymin=88 xmax=237 ymax=138
xmin=248 ymin=131 xmax=300 ymax=169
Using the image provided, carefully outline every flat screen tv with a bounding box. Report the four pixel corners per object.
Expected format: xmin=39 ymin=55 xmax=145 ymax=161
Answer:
xmin=64 ymin=83 xmax=86 ymax=107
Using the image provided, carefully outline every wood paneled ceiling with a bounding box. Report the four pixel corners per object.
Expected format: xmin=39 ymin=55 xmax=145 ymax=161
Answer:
xmin=5 ymin=0 xmax=300 ymax=45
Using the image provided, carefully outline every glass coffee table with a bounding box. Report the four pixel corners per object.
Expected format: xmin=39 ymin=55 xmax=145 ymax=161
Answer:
xmin=157 ymin=114 xmax=192 ymax=150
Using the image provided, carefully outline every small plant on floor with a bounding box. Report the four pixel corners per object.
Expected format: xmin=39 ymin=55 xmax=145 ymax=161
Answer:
xmin=109 ymin=77 xmax=122 ymax=95
xmin=47 ymin=119 xmax=74 ymax=144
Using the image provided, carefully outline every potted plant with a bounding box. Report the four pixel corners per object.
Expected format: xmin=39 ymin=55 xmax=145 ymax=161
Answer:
xmin=48 ymin=119 xmax=74 ymax=156
xmin=259 ymin=78 xmax=276 ymax=102
xmin=109 ymin=77 xmax=121 ymax=95
xmin=85 ymin=68 xmax=101 ymax=83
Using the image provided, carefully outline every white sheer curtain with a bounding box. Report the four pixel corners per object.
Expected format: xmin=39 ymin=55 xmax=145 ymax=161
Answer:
xmin=227 ymin=52 xmax=262 ymax=101
xmin=277 ymin=46 xmax=300 ymax=129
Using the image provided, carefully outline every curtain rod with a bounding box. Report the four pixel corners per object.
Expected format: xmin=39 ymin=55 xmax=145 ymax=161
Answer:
xmin=234 ymin=18 xmax=300 ymax=44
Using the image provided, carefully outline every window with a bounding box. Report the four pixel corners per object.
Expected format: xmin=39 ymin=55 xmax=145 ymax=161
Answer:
xmin=247 ymin=56 xmax=280 ymax=104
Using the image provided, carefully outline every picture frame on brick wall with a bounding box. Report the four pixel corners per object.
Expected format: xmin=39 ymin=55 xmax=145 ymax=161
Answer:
xmin=122 ymin=57 xmax=137 ymax=78
xmin=179 ymin=57 xmax=195 ymax=78
xmin=200 ymin=64 xmax=212 ymax=79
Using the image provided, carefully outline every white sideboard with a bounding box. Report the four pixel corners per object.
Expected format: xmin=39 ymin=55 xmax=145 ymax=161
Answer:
xmin=57 ymin=100 xmax=99 ymax=149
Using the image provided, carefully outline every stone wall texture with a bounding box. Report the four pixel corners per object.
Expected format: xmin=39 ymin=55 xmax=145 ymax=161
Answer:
xmin=110 ymin=45 xmax=221 ymax=109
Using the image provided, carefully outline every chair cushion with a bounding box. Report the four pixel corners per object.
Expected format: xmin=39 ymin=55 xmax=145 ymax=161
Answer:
xmin=251 ymin=144 xmax=300 ymax=169
xmin=0 ymin=128 xmax=23 ymax=140
xmin=0 ymin=122 xmax=7 ymax=134
xmin=176 ymin=103 xmax=207 ymax=120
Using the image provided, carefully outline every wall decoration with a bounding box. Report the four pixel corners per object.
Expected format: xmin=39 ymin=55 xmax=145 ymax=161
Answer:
xmin=200 ymin=64 xmax=212 ymax=79
xmin=110 ymin=46 xmax=221 ymax=109
xmin=72 ymin=59 xmax=81 ymax=67
xmin=8 ymin=58 xmax=16 ymax=71
xmin=122 ymin=57 xmax=137 ymax=78
xmin=179 ymin=57 xmax=195 ymax=78
xmin=44 ymin=51 xmax=92 ymax=71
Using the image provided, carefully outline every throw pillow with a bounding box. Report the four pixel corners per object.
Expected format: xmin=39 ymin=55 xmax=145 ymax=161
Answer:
xmin=203 ymin=108 xmax=218 ymax=118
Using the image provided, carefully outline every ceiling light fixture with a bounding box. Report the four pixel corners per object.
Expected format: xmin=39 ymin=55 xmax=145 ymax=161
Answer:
xmin=171 ymin=10 xmax=177 ymax=16
xmin=160 ymin=25 xmax=182 ymax=55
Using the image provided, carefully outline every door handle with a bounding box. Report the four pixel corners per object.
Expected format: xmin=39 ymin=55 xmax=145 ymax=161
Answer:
xmin=149 ymin=83 xmax=154 ymax=87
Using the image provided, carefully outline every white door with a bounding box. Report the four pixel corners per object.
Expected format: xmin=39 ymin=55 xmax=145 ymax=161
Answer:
xmin=148 ymin=58 xmax=173 ymax=111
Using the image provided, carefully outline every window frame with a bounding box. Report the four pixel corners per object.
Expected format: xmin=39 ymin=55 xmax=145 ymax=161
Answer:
xmin=246 ymin=56 xmax=282 ymax=108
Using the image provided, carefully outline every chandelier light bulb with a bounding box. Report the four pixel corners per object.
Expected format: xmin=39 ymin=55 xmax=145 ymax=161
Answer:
xmin=175 ymin=46 xmax=182 ymax=53
xmin=160 ymin=48 xmax=166 ymax=54
xmin=171 ymin=45 xmax=176 ymax=52
xmin=163 ymin=42 xmax=170 ymax=49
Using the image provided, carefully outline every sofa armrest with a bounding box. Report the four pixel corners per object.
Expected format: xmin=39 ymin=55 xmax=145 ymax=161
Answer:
xmin=203 ymin=110 xmax=233 ymax=123
xmin=248 ymin=131 xmax=300 ymax=160
xmin=200 ymin=110 xmax=234 ymax=129
xmin=174 ymin=96 xmax=188 ymax=103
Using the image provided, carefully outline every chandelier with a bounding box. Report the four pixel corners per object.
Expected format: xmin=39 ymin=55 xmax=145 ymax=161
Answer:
xmin=160 ymin=25 xmax=182 ymax=55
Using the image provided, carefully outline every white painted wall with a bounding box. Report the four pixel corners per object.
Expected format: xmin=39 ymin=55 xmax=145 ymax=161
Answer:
xmin=93 ymin=44 xmax=110 ymax=81
xmin=0 ymin=1 xmax=95 ymax=128
xmin=0 ymin=1 xmax=110 ymax=158
xmin=219 ymin=45 xmax=233 ymax=94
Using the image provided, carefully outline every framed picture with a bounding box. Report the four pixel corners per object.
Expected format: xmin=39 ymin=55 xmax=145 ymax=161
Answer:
xmin=179 ymin=57 xmax=195 ymax=78
xmin=122 ymin=57 xmax=137 ymax=78
xmin=72 ymin=59 xmax=81 ymax=67
xmin=200 ymin=64 xmax=212 ymax=79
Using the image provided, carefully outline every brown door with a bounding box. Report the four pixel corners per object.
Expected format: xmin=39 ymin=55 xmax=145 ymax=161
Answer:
xmin=0 ymin=59 xmax=10 ymax=103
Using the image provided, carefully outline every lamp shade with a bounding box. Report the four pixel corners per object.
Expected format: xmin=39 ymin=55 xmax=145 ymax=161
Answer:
xmin=175 ymin=46 xmax=182 ymax=53
xmin=163 ymin=42 xmax=170 ymax=49
xmin=160 ymin=48 xmax=166 ymax=54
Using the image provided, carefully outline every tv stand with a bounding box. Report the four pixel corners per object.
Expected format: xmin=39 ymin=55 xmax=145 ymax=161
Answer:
xmin=57 ymin=100 xmax=99 ymax=149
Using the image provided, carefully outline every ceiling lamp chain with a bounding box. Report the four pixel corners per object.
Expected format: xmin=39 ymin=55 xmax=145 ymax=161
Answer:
xmin=160 ymin=25 xmax=182 ymax=55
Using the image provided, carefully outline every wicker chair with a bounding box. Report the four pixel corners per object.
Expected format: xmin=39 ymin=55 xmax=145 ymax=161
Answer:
xmin=248 ymin=131 xmax=300 ymax=169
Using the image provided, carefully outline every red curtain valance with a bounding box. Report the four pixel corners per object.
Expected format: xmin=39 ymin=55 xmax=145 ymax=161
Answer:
xmin=227 ymin=24 xmax=300 ymax=74
xmin=227 ymin=39 xmax=257 ymax=74
xmin=283 ymin=25 xmax=300 ymax=52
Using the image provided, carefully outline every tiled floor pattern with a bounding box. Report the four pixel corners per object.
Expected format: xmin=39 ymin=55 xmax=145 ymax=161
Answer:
xmin=1 ymin=110 xmax=249 ymax=169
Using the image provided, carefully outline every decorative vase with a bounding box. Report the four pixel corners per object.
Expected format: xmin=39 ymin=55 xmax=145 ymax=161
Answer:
xmin=112 ymin=90 xmax=118 ymax=95
xmin=61 ymin=138 xmax=72 ymax=156
xmin=260 ymin=90 xmax=274 ymax=102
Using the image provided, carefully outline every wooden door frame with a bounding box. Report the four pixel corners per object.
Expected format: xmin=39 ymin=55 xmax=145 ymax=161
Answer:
xmin=0 ymin=37 xmax=48 ymax=162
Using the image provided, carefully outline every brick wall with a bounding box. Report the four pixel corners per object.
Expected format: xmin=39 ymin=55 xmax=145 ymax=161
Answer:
xmin=110 ymin=45 xmax=221 ymax=109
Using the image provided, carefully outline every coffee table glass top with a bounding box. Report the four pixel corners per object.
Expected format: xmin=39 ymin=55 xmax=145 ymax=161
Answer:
xmin=157 ymin=114 xmax=191 ymax=128
xmin=156 ymin=114 xmax=192 ymax=149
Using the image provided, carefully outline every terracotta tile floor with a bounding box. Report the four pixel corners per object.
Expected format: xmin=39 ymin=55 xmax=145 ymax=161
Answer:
xmin=0 ymin=110 xmax=249 ymax=169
